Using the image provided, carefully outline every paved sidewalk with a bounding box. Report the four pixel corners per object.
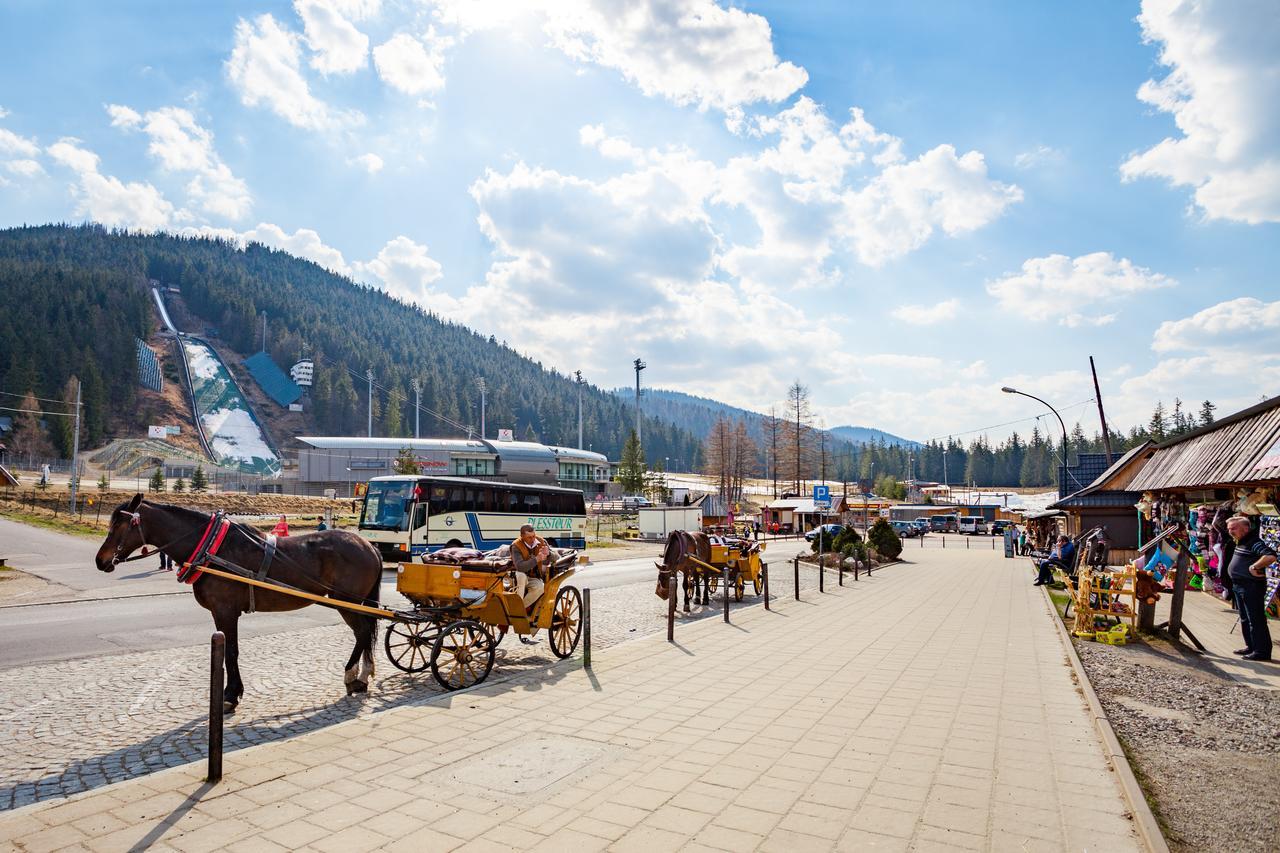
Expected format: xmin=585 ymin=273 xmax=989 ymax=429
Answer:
xmin=1152 ymin=587 xmax=1280 ymax=690
xmin=0 ymin=548 xmax=1141 ymax=852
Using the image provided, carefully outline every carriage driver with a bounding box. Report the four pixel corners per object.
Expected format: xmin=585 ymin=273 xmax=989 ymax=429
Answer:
xmin=511 ymin=524 xmax=550 ymax=612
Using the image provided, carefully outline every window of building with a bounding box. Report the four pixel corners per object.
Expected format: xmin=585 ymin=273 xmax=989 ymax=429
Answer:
xmin=453 ymin=457 xmax=494 ymax=476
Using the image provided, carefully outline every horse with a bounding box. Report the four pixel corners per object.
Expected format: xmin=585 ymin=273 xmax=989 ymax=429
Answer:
xmin=654 ymin=529 xmax=713 ymax=612
xmin=95 ymin=494 xmax=384 ymax=712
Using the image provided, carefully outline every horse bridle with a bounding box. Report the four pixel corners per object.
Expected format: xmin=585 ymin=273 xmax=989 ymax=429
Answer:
xmin=109 ymin=507 xmax=200 ymax=566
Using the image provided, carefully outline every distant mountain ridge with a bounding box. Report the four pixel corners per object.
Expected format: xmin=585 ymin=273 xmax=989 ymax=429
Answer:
xmin=613 ymin=387 xmax=919 ymax=449
xmin=828 ymin=425 xmax=920 ymax=448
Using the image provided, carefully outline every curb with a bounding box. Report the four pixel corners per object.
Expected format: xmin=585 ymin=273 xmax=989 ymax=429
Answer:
xmin=1040 ymin=585 xmax=1170 ymax=853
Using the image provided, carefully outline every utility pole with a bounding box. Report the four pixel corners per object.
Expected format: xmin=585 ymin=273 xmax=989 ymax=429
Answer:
xmin=477 ymin=377 xmax=486 ymax=439
xmin=942 ymin=437 xmax=949 ymax=492
xmin=261 ymin=312 xmax=268 ymax=352
xmin=633 ymin=358 xmax=646 ymax=446
xmin=576 ymin=368 xmax=586 ymax=448
xmin=366 ymin=369 xmax=373 ymax=438
xmin=1089 ymin=356 xmax=1114 ymax=464
xmin=412 ymin=378 xmax=421 ymax=439
xmin=68 ymin=378 xmax=81 ymax=512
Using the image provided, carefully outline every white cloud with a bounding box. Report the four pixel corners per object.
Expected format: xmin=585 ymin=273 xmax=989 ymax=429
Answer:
xmin=840 ymin=144 xmax=1022 ymax=267
xmin=1014 ymin=144 xmax=1063 ymax=170
xmin=0 ymin=106 xmax=8 ymax=119
xmin=0 ymin=127 xmax=39 ymax=158
xmin=5 ymin=159 xmax=44 ymax=177
xmin=353 ymin=236 xmax=445 ymax=305
xmin=373 ymin=30 xmax=452 ymax=97
xmin=349 ymin=152 xmax=384 ymax=173
xmin=242 ymin=222 xmax=351 ymax=274
xmin=985 ymin=252 xmax=1174 ymax=326
xmin=1151 ymin=296 xmax=1280 ymax=353
xmin=541 ymin=0 xmax=807 ymax=111
xmin=890 ymin=299 xmax=959 ymax=326
xmin=108 ymin=105 xmax=252 ymax=220
xmin=295 ymin=0 xmax=375 ymax=75
xmin=226 ymin=14 xmax=360 ymax=130
xmin=46 ymin=138 xmax=181 ymax=231
xmin=1121 ymin=0 xmax=1280 ymax=223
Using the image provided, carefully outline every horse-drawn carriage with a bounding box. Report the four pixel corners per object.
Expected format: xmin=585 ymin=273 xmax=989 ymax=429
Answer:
xmin=94 ymin=496 xmax=584 ymax=710
xmin=383 ymin=549 xmax=583 ymax=690
xmin=656 ymin=530 xmax=767 ymax=610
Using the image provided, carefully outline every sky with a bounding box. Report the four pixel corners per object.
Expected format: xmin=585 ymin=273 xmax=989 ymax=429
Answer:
xmin=1 ymin=0 xmax=1277 ymax=444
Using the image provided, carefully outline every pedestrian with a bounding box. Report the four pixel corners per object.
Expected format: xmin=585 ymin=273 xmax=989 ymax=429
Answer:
xmin=1017 ymin=527 xmax=1027 ymax=556
xmin=272 ymin=514 xmax=290 ymax=537
xmin=317 ymin=519 xmax=328 ymax=532
xmin=1226 ymin=516 xmax=1276 ymax=662
xmin=159 ymin=550 xmax=172 ymax=572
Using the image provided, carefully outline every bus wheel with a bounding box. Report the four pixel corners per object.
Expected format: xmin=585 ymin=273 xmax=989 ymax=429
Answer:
xmin=445 ymin=539 xmax=464 ymax=549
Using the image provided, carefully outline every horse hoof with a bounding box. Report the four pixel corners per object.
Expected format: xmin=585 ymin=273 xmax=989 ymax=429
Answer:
xmin=223 ymin=701 xmax=238 ymax=714
xmin=346 ymin=680 xmax=368 ymax=695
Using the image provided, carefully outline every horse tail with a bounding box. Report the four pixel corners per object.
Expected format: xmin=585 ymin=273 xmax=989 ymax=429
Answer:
xmin=364 ymin=565 xmax=381 ymax=672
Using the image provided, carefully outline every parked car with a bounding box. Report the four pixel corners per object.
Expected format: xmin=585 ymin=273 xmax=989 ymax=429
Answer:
xmin=890 ymin=520 xmax=920 ymax=538
xmin=805 ymin=523 xmax=844 ymax=542
xmin=991 ymin=519 xmax=1011 ymax=536
xmin=910 ymin=519 xmax=930 ymax=536
xmin=620 ymin=495 xmax=652 ymax=509
xmin=929 ymin=514 xmax=959 ymax=533
xmin=958 ymin=515 xmax=989 ymax=535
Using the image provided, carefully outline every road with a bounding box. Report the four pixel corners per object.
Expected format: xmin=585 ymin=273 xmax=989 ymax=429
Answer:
xmin=0 ymin=517 xmax=807 ymax=669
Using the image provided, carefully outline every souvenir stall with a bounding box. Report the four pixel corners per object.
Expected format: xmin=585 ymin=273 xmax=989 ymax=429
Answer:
xmin=1022 ymin=510 xmax=1063 ymax=554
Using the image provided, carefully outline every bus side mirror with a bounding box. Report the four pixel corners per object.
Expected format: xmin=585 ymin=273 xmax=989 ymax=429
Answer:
xmin=404 ymin=499 xmax=415 ymax=513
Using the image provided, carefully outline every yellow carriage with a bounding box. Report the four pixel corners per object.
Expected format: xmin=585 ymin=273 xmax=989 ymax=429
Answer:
xmin=702 ymin=537 xmax=767 ymax=601
xmin=382 ymin=550 xmax=583 ymax=690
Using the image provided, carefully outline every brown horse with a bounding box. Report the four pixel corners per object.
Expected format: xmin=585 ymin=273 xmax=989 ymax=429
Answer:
xmin=95 ymin=494 xmax=383 ymax=712
xmin=654 ymin=529 xmax=713 ymax=612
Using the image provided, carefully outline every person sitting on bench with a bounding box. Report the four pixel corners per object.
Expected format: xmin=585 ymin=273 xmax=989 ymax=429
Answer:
xmin=1035 ymin=535 xmax=1075 ymax=586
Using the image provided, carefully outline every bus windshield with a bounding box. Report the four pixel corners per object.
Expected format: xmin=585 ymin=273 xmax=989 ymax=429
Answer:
xmin=360 ymin=479 xmax=416 ymax=530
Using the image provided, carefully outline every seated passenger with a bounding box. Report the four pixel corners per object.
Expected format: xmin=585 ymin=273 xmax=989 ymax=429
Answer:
xmin=511 ymin=523 xmax=550 ymax=611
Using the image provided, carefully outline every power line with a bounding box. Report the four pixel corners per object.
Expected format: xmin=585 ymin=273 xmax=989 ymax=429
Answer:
xmin=0 ymin=406 xmax=76 ymax=418
xmin=0 ymin=390 xmax=75 ymax=407
xmin=921 ymin=398 xmax=1097 ymax=445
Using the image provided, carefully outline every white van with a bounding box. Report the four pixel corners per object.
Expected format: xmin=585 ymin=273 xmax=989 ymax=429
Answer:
xmin=959 ymin=515 xmax=988 ymax=535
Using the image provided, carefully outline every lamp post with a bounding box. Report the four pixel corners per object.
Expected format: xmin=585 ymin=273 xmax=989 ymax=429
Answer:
xmin=1001 ymin=386 xmax=1079 ymax=491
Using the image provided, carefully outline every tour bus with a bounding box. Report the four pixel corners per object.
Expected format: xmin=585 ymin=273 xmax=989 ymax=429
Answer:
xmin=358 ymin=475 xmax=588 ymax=562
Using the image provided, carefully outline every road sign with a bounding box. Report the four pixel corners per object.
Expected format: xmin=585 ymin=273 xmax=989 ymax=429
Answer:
xmin=813 ymin=485 xmax=831 ymax=510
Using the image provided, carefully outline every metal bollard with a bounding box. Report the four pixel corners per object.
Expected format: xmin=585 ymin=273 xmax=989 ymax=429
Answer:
xmin=208 ymin=631 xmax=225 ymax=783
xmin=723 ymin=567 xmax=730 ymax=623
xmin=793 ymin=556 xmax=800 ymax=601
xmin=763 ymin=563 xmax=770 ymax=610
xmin=838 ymin=559 xmax=844 ymax=586
xmin=583 ymin=587 xmax=592 ymax=668
xmin=966 ymin=536 xmax=970 ymax=549
xmin=667 ymin=575 xmax=677 ymax=643
xmin=819 ymin=557 xmax=824 ymax=593
xmin=943 ymin=535 xmax=946 ymax=549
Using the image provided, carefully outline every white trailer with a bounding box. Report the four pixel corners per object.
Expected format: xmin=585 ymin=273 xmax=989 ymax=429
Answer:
xmin=638 ymin=506 xmax=703 ymax=539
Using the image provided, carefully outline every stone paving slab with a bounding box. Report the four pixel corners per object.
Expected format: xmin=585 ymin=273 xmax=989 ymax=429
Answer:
xmin=0 ymin=548 xmax=1142 ymax=851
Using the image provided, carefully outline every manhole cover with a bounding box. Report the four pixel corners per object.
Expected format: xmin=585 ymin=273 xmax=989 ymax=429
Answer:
xmin=433 ymin=735 xmax=612 ymax=796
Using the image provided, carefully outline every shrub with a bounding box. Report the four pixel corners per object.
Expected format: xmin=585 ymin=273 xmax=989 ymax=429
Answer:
xmin=867 ymin=518 xmax=902 ymax=560
xmin=832 ymin=527 xmax=862 ymax=553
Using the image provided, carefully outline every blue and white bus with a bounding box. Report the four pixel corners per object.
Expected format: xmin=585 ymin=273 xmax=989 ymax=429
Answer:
xmin=358 ymin=475 xmax=588 ymax=561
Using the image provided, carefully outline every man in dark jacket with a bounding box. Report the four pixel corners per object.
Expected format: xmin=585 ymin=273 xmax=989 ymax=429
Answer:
xmin=1227 ymin=516 xmax=1277 ymax=661
xmin=1035 ymin=535 xmax=1075 ymax=585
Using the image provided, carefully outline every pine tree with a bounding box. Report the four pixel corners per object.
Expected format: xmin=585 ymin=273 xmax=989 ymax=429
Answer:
xmin=190 ymin=465 xmax=208 ymax=492
xmin=616 ymin=430 xmax=646 ymax=494
xmin=148 ymin=467 xmax=166 ymax=492
xmin=1148 ymin=402 xmax=1168 ymax=442
xmin=393 ymin=446 xmax=420 ymax=475
xmin=173 ymin=477 xmax=186 ymax=493
xmin=97 ymin=473 xmax=110 ymax=491
xmin=1198 ymin=400 xmax=1216 ymax=427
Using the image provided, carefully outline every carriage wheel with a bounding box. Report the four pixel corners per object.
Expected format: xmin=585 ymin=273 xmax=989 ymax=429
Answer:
xmin=734 ymin=575 xmax=745 ymax=602
xmin=752 ymin=568 xmax=764 ymax=596
xmin=707 ymin=573 xmax=719 ymax=595
xmin=384 ymin=620 xmax=438 ymax=673
xmin=430 ymin=621 xmax=495 ymax=691
xmin=549 ymin=586 xmax=582 ymax=659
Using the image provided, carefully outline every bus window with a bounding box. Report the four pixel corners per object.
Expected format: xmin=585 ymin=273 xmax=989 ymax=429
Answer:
xmin=568 ymin=492 xmax=586 ymax=514
xmin=523 ymin=493 xmax=542 ymax=513
xmin=474 ymin=488 xmax=495 ymax=513
xmin=412 ymin=504 xmax=427 ymax=530
xmin=501 ymin=489 xmax=520 ymax=512
xmin=463 ymin=488 xmax=478 ymax=512
xmin=449 ymin=487 xmax=467 ymax=512
xmin=428 ymin=486 xmax=449 ymax=517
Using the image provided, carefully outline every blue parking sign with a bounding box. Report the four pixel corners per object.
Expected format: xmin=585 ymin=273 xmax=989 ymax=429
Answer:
xmin=813 ymin=485 xmax=830 ymax=508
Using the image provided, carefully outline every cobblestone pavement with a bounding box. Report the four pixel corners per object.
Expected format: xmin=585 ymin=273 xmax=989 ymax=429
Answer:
xmin=0 ymin=548 xmax=1141 ymax=852
xmin=0 ymin=554 xmax=834 ymax=812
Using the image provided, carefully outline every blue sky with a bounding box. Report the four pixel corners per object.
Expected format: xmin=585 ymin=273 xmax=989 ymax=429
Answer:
xmin=1 ymin=0 xmax=1277 ymax=442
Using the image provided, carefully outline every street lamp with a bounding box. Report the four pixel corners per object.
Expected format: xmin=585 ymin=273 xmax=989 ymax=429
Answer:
xmin=1001 ymin=386 xmax=1081 ymax=491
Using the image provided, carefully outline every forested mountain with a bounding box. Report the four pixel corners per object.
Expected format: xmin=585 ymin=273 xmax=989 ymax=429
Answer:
xmin=0 ymin=224 xmax=702 ymax=466
xmin=615 ymin=388 xmax=773 ymax=445
xmin=828 ymin=425 xmax=919 ymax=448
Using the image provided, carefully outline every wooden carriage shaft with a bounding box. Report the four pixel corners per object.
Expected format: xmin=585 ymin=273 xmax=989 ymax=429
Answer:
xmin=194 ymin=565 xmax=401 ymax=620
